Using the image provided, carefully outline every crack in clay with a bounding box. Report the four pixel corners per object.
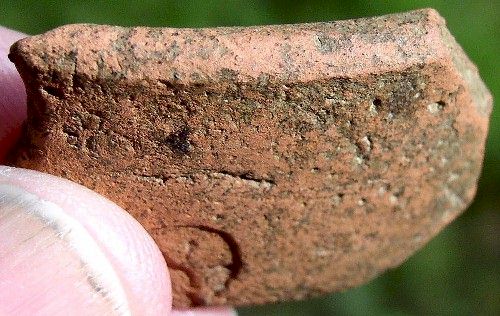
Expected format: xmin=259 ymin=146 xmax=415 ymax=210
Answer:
xmin=134 ymin=170 xmax=275 ymax=189
xmin=162 ymin=255 xmax=201 ymax=288
xmin=210 ymin=170 xmax=275 ymax=189
xmin=176 ymin=224 xmax=243 ymax=287
xmin=157 ymin=224 xmax=243 ymax=305
xmin=160 ymin=254 xmax=208 ymax=306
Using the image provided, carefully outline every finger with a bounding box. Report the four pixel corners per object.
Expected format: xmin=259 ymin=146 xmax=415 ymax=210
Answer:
xmin=0 ymin=166 xmax=171 ymax=315
xmin=0 ymin=27 xmax=27 ymax=162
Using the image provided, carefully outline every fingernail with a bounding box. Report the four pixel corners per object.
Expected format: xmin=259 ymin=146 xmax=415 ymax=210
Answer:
xmin=0 ymin=184 xmax=131 ymax=315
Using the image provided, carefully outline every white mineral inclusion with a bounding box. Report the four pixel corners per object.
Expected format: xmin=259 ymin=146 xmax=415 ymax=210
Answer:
xmin=427 ymin=102 xmax=443 ymax=114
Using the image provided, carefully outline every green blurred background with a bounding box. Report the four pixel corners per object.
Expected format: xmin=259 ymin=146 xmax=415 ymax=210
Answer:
xmin=1 ymin=1 xmax=498 ymax=315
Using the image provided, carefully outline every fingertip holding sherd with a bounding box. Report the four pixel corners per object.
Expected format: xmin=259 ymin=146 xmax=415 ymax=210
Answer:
xmin=0 ymin=166 xmax=171 ymax=315
xmin=0 ymin=27 xmax=28 ymax=161
xmin=0 ymin=184 xmax=131 ymax=314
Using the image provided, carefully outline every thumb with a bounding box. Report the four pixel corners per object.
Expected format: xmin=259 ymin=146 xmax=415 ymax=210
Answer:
xmin=0 ymin=166 xmax=172 ymax=315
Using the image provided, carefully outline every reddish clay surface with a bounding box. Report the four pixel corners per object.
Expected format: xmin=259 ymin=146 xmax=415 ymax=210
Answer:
xmin=8 ymin=9 xmax=492 ymax=307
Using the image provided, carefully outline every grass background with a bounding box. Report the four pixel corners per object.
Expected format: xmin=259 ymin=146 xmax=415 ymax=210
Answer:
xmin=1 ymin=1 xmax=498 ymax=315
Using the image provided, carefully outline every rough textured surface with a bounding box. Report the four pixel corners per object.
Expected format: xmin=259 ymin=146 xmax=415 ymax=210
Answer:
xmin=8 ymin=9 xmax=492 ymax=307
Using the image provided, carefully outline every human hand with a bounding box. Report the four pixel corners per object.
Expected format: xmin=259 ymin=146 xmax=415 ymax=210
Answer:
xmin=0 ymin=26 xmax=235 ymax=316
